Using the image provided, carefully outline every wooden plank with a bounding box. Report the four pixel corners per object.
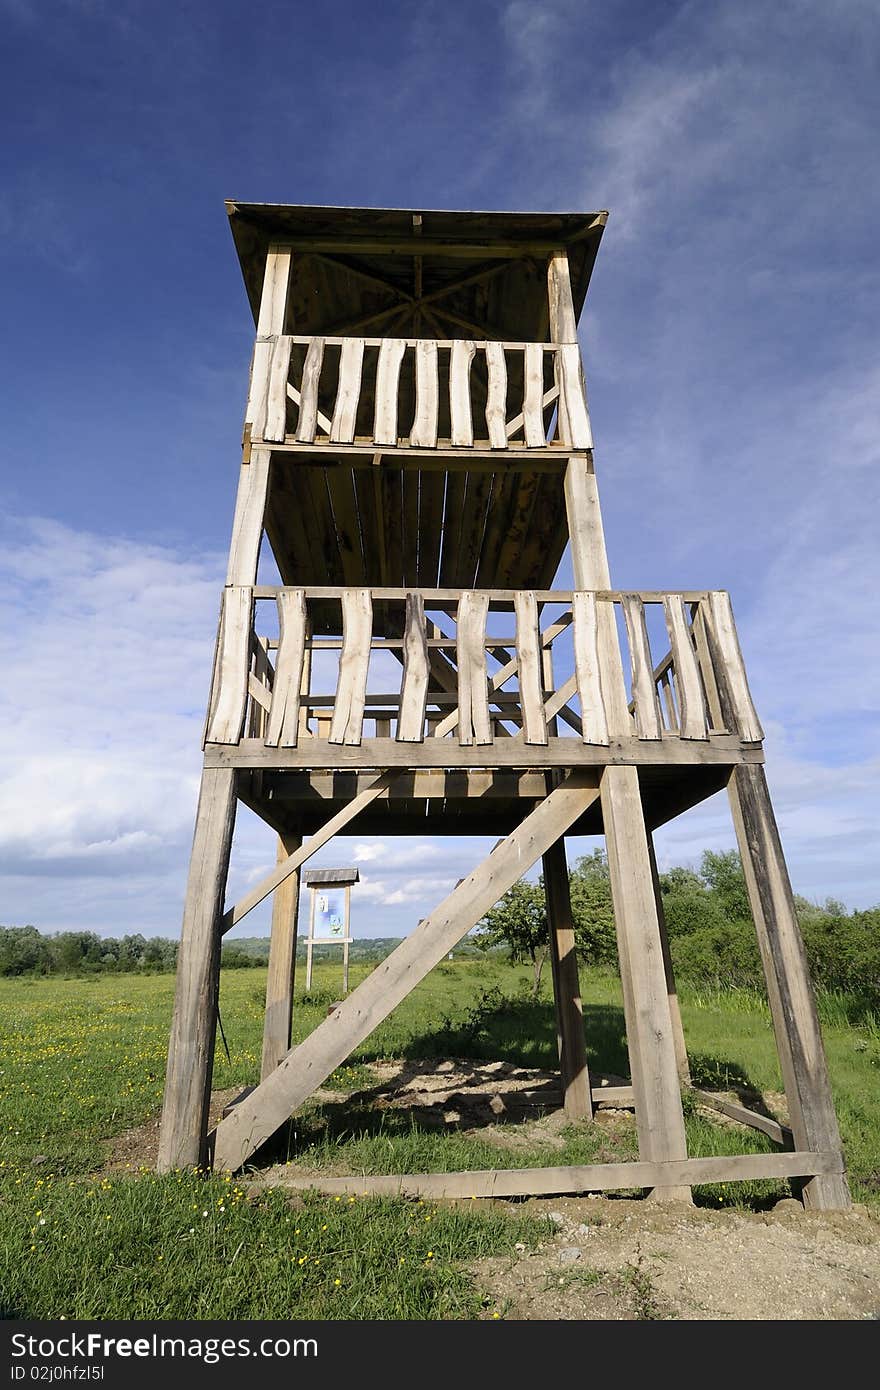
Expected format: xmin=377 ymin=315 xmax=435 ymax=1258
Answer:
xmin=221 ymin=771 xmax=396 ymax=934
xmin=648 ymin=835 xmax=690 ymax=1084
xmin=373 ymin=338 xmax=406 ymax=446
xmin=206 ymin=733 xmax=762 ymax=771
xmin=659 ymin=670 xmax=679 ymax=733
xmin=522 ymin=343 xmax=546 ymax=447
xmin=256 ymin=247 xmax=292 ymax=337
xmin=329 ymin=589 xmax=373 ymax=745
xmin=158 ymin=767 xmax=237 ymax=1170
xmin=691 ymin=600 xmax=726 ymax=731
xmin=263 ymin=335 xmax=293 ymax=442
xmin=410 ymin=340 xmax=439 ymax=448
xmin=254 ymin=585 xmax=710 ymax=604
xmin=622 ymin=594 xmax=663 ymax=740
xmin=326 ymin=466 xmax=364 ymax=586
xmin=707 ymin=592 xmax=764 ymax=742
xmin=557 ymin=343 xmax=593 ymax=449
xmin=543 ymin=838 xmax=592 ymax=1119
xmin=295 ymin=336 xmax=325 ymax=442
xmin=226 ymin=448 xmax=270 ymax=586
xmin=456 ymin=591 xmax=492 ymax=746
xmin=514 ymin=591 xmax=548 ymax=745
xmin=728 ymin=764 xmax=850 ymax=1209
xmin=261 ymin=831 xmax=302 ymax=1080
xmin=205 ymin=586 xmax=253 ymax=745
xmin=264 ymin=589 xmax=307 ymax=748
xmin=397 ymin=591 xmax=429 ymax=742
xmin=572 ymin=591 xmax=610 ymax=745
xmin=449 ymin=340 xmax=476 ymax=447
xmin=212 ymin=775 xmax=602 ymax=1171
xmin=417 ymin=469 xmax=445 ymax=588
xmin=663 ymin=596 xmax=708 ymax=740
xmin=262 ymin=1150 xmax=842 ymax=1199
xmin=330 ymin=338 xmax=365 ymax=444
xmin=484 ymin=342 xmax=508 ymax=450
xmin=691 ymin=1090 xmax=791 ymax=1147
xmin=601 ymin=764 xmax=691 ymax=1201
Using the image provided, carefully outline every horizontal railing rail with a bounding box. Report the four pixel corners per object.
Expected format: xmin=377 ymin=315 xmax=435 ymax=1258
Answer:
xmin=204 ymin=588 xmax=763 ymax=755
xmin=245 ymin=335 xmax=593 ymax=452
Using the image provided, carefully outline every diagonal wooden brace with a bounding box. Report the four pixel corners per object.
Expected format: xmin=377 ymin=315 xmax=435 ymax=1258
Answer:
xmin=212 ymin=772 xmax=601 ymax=1171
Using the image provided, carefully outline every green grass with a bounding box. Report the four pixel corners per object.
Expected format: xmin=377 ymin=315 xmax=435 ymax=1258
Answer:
xmin=0 ymin=959 xmax=877 ymax=1318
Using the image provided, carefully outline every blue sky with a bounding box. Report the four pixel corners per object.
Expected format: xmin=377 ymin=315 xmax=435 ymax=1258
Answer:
xmin=1 ymin=0 xmax=878 ymax=937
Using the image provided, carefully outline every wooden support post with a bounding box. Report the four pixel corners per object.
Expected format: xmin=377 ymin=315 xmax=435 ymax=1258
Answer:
xmin=647 ymin=835 xmax=690 ymax=1085
xmin=343 ymin=883 xmax=351 ymax=994
xmin=260 ymin=832 xmax=302 ymax=1081
xmin=158 ymin=766 xmax=237 ymax=1171
xmin=728 ymin=764 xmax=850 ymax=1209
xmin=542 ymin=838 xmax=592 ymax=1120
xmin=305 ymin=887 xmax=316 ymax=992
xmin=601 ymin=765 xmax=691 ymax=1202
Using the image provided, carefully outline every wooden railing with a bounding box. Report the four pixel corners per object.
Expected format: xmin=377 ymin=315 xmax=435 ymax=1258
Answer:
xmin=246 ymin=335 xmax=593 ymax=451
xmin=204 ymin=587 xmax=762 ymax=755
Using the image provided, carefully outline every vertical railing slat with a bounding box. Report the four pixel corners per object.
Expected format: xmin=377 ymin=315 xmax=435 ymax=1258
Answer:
xmin=522 ymin=343 xmax=546 ymax=448
xmin=265 ymin=589 xmax=308 ymax=748
xmin=410 ymin=341 xmax=439 ymax=448
xmin=296 ymin=337 xmax=325 ymax=442
xmin=456 ymin=592 xmax=493 ymax=745
xmin=397 ymin=592 xmax=429 ymax=742
xmin=484 ymin=342 xmax=508 ymax=449
xmin=706 ymin=592 xmax=764 ymax=742
xmin=514 ymin=591 xmax=548 ymax=745
xmin=662 ymin=596 xmax=708 ymax=740
xmin=571 ymin=592 xmax=610 ymax=745
xmin=557 ymin=343 xmax=593 ymax=450
xmin=205 ymin=586 xmax=253 ymax=745
xmin=264 ymin=335 xmax=293 ymax=442
xmin=622 ymin=595 xmax=663 ymax=740
xmin=449 ymin=340 xmax=476 ymax=447
xmin=373 ymin=338 xmax=407 ymax=446
xmin=330 ymin=339 xmax=365 ymax=444
xmin=328 ymin=589 xmax=373 ymax=746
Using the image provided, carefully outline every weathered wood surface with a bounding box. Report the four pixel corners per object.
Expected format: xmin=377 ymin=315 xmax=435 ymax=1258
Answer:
xmin=484 ymin=342 xmax=508 ymax=449
xmin=728 ymin=764 xmax=849 ymax=1209
xmin=158 ymin=767 xmax=237 ymax=1171
xmin=294 ymin=336 xmax=326 ymax=442
xmin=648 ymin=835 xmax=690 ymax=1085
xmin=205 ymin=586 xmax=253 ymax=745
xmin=662 ymin=596 xmax=707 ymax=740
xmin=456 ymin=591 xmax=492 ymax=746
xmin=264 ymin=589 xmax=307 ymax=748
xmin=373 ymin=337 xmax=406 ymax=445
xmin=449 ymin=340 xmax=476 ymax=447
xmin=522 ymin=342 xmax=546 ymax=448
xmin=601 ymin=764 xmax=691 ymax=1201
xmin=690 ymin=1089 xmax=791 ymax=1148
xmin=396 ymin=591 xmax=429 ymax=742
xmin=328 ymin=589 xmax=372 ymax=745
xmin=707 ymin=592 xmax=764 ymax=742
xmin=226 ymin=449 xmax=270 ymax=587
xmin=212 ymin=775 xmax=601 ymax=1171
xmin=622 ymin=595 xmax=663 ymax=741
xmin=258 ymin=1150 xmax=842 ymax=1200
xmin=261 ymin=832 xmax=302 ymax=1081
xmin=220 ymin=772 xmax=395 ymax=934
xmin=264 ymin=335 xmax=293 ymax=442
xmin=571 ymin=591 xmax=610 ymax=745
xmin=330 ymin=338 xmax=365 ymax=443
xmin=410 ymin=340 xmax=439 ymax=448
xmin=543 ymin=838 xmax=592 ymax=1119
xmin=514 ymin=591 xmax=548 ymax=745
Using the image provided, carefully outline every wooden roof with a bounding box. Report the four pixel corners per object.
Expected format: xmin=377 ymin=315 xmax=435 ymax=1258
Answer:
xmin=303 ymin=868 xmax=360 ymax=886
xmin=226 ymin=202 xmax=607 ymax=340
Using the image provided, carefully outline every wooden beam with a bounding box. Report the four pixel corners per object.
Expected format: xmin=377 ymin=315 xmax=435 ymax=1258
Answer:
xmin=158 ymin=767 xmax=237 ymax=1171
xmin=268 ymin=237 xmax=568 ymax=258
xmin=648 ymin=835 xmax=690 ymax=1085
xmin=601 ymin=764 xmax=691 ymax=1201
xmin=543 ymin=838 xmax=592 ymax=1120
xmin=260 ymin=832 xmax=302 ymax=1080
xmin=220 ymin=771 xmax=396 ymax=933
xmin=212 ymin=774 xmax=601 ymax=1171
xmin=258 ymin=1150 xmax=843 ymax=1200
xmin=226 ymin=448 xmax=270 ymax=587
xmin=727 ymin=764 xmax=850 ymax=1209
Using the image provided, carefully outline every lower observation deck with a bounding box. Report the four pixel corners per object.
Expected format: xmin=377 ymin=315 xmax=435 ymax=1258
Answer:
xmin=203 ymin=585 xmax=763 ymax=837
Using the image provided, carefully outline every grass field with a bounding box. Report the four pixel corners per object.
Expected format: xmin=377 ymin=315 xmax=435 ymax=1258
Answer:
xmin=1 ymin=959 xmax=877 ymax=1318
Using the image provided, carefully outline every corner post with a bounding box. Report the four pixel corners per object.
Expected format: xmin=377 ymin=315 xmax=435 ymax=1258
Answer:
xmin=728 ymin=764 xmax=850 ymax=1208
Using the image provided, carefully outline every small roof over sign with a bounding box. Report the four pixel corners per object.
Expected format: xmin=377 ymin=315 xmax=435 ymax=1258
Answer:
xmin=303 ymin=868 xmax=360 ymax=887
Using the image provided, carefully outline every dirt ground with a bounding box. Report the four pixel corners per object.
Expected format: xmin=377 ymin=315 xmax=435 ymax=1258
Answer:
xmin=107 ymin=1061 xmax=880 ymax=1320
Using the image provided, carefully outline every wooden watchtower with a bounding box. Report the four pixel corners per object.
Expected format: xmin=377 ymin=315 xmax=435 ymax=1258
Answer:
xmin=158 ymin=202 xmax=849 ymax=1207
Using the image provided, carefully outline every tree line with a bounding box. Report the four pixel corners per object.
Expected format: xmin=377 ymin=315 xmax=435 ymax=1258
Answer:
xmin=476 ymin=849 xmax=880 ymax=1013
